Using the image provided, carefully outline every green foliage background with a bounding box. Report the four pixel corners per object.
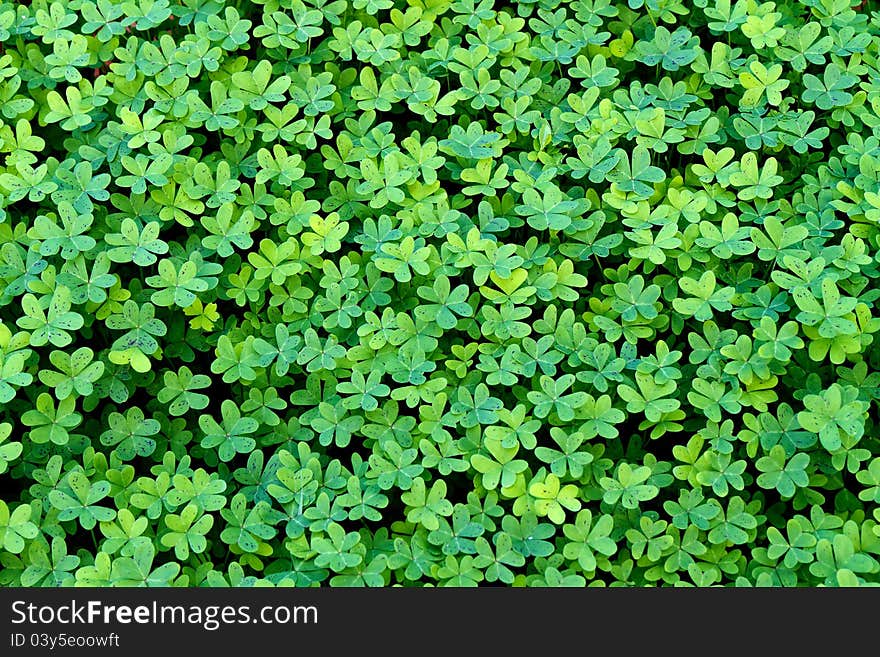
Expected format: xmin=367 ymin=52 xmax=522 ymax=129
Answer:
xmin=1 ymin=0 xmax=880 ymax=587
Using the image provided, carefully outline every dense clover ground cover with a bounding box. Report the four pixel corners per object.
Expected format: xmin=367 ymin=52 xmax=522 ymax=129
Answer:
xmin=0 ymin=0 xmax=880 ymax=587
